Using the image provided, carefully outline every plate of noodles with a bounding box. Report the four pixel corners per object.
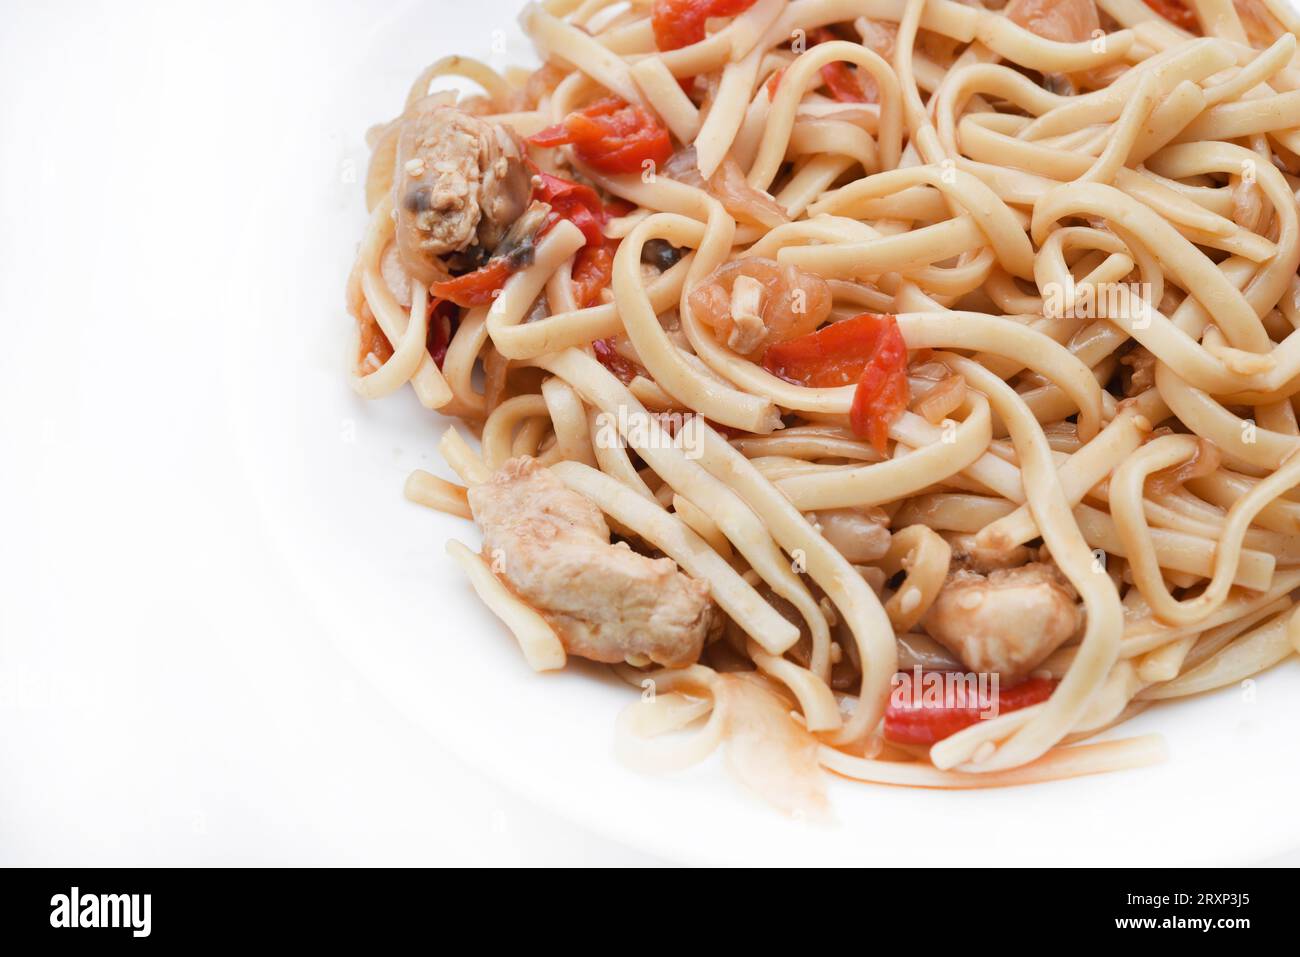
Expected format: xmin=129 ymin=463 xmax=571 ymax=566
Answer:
xmin=275 ymin=0 xmax=1300 ymax=862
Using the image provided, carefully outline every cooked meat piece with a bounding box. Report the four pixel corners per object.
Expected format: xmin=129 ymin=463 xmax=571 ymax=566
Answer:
xmin=807 ymin=507 xmax=891 ymax=565
xmin=467 ymin=457 xmax=717 ymax=667
xmin=393 ymin=107 xmax=532 ymax=284
xmin=921 ymin=563 xmax=1082 ymax=682
xmin=1121 ymin=345 xmax=1157 ymax=396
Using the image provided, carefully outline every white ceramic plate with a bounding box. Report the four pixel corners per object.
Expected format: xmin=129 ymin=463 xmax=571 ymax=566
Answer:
xmin=231 ymin=0 xmax=1300 ymax=865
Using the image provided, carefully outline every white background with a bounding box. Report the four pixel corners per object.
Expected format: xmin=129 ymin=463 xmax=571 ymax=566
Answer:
xmin=0 ymin=0 xmax=662 ymax=866
xmin=2 ymin=0 xmax=1297 ymax=867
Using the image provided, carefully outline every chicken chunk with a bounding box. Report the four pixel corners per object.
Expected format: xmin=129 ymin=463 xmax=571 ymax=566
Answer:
xmin=467 ymin=457 xmax=717 ymax=667
xmin=921 ymin=563 xmax=1081 ymax=683
xmin=394 ymin=107 xmax=532 ymax=283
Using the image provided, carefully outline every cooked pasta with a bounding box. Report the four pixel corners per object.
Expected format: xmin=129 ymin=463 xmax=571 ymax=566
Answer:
xmin=347 ymin=0 xmax=1300 ymax=809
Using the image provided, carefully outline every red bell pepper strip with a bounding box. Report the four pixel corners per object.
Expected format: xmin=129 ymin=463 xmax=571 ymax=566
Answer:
xmin=762 ymin=313 xmax=910 ymax=453
xmin=429 ymin=258 xmax=515 ymax=308
xmin=884 ymin=674 xmax=1057 ymax=745
xmin=532 ymin=167 xmax=607 ymax=249
xmin=529 ymin=166 xmax=616 ymax=308
xmin=529 ymin=97 xmax=673 ymax=175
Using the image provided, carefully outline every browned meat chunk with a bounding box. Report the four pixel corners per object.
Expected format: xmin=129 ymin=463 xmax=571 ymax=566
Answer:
xmin=468 ymin=458 xmax=717 ymax=667
xmin=394 ymin=107 xmax=532 ymax=283
xmin=921 ymin=563 xmax=1081 ymax=682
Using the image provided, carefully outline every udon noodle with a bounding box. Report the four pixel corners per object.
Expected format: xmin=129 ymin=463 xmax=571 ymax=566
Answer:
xmin=346 ymin=0 xmax=1300 ymax=810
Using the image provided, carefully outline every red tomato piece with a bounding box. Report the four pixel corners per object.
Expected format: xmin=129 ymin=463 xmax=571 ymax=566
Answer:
xmin=529 ymin=166 xmax=615 ymax=307
xmin=604 ymin=196 xmax=637 ymax=218
xmin=532 ymin=168 xmax=607 ymax=248
xmin=820 ymin=61 xmax=869 ymax=103
xmin=706 ymin=0 xmax=759 ymax=19
xmin=571 ymin=243 xmax=615 ymax=309
xmin=848 ymin=316 xmax=909 ymax=453
xmin=884 ymin=674 xmax=1057 ymax=745
xmin=426 ymin=299 xmax=458 ymax=368
xmin=652 ymin=0 xmax=711 ymax=51
xmin=807 ymin=28 xmax=869 ymax=103
xmin=430 ymin=258 xmax=514 ymax=308
xmin=651 ymin=0 xmax=758 ymax=51
xmin=762 ymin=313 xmax=910 ymax=453
xmin=592 ymin=337 xmax=643 ymax=384
xmin=761 ymin=314 xmax=884 ymax=388
xmin=529 ymin=98 xmax=673 ymax=175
